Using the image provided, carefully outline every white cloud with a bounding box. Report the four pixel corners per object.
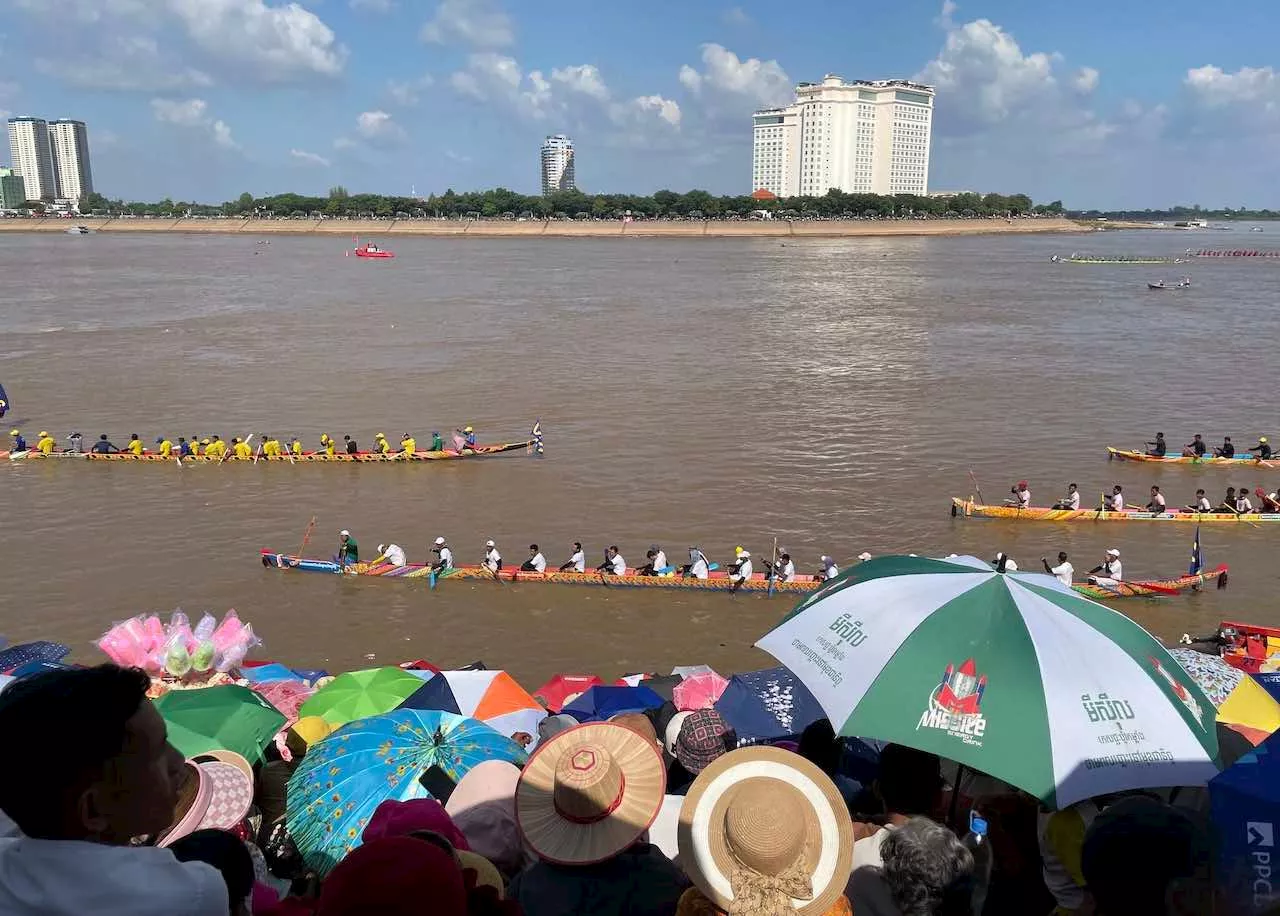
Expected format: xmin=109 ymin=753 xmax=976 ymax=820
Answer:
xmin=33 ymin=35 xmax=213 ymax=91
xmin=356 ymin=109 xmax=406 ymax=142
xmin=1073 ymin=66 xmax=1100 ymax=94
xmin=1184 ymin=65 xmax=1279 ymax=108
xmin=166 ymin=0 xmax=345 ymax=82
xmin=551 ymin=64 xmax=610 ymax=101
xmin=290 ymin=148 xmax=331 ymax=166
xmin=387 ymin=74 xmax=434 ymax=106
xmin=150 ymin=97 xmax=239 ymax=149
xmin=350 ymin=0 xmax=393 ymax=10
xmin=450 ymin=52 xmax=559 ymax=118
xmin=677 ymin=43 xmax=792 ymax=110
xmin=421 ymin=0 xmax=513 ymax=48
xmin=626 ymin=95 xmax=682 ymax=128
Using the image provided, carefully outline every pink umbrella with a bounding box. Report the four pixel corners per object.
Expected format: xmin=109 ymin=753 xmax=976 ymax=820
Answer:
xmin=253 ymin=680 xmax=315 ymax=726
xmin=673 ymin=671 xmax=729 ymax=712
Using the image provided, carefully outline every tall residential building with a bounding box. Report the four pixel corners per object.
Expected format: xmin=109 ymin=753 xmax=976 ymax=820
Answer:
xmin=48 ymin=119 xmax=94 ymax=203
xmin=8 ymin=117 xmax=56 ymax=201
xmin=752 ymin=75 xmax=934 ymax=199
xmin=0 ymin=168 xmax=26 ymax=209
xmin=540 ymin=134 xmax=576 ymax=195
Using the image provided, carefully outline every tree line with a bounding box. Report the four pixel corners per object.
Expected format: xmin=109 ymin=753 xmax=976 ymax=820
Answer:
xmin=76 ymin=187 xmax=1061 ymax=221
xmin=1072 ymin=205 xmax=1279 ymax=221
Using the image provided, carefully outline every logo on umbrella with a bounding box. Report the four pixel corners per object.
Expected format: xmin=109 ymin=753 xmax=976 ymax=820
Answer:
xmin=918 ymin=658 xmax=987 ymax=746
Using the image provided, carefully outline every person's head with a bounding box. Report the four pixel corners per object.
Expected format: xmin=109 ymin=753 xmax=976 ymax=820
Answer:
xmin=780 ymin=552 xmax=791 ymax=563
xmin=0 ymin=665 xmax=185 ymax=842
xmin=1017 ymin=480 xmax=1028 ymax=490
xmin=879 ymin=816 xmax=975 ymax=916
xmin=873 ymin=744 xmax=942 ymax=817
xmin=1113 ymin=485 xmax=1123 ymax=493
xmin=1196 ymin=489 xmax=1205 ymax=497
xmin=1057 ymin=551 xmax=1069 ymax=563
xmin=1106 ymin=548 xmax=1120 ymax=561
xmin=1151 ymin=485 xmax=1160 ymax=494
xmin=797 ymin=717 xmax=839 ymax=775
xmin=1156 ymin=432 xmax=1164 ymax=439
xmin=1069 ymin=482 xmax=1078 ymax=491
xmin=99 ymin=433 xmax=108 ymax=440
xmin=1082 ymin=796 xmax=1211 ymax=916
xmin=645 ymin=549 xmax=656 ymax=560
xmin=342 ymin=434 xmax=350 ymax=441
xmin=130 ymin=433 xmax=139 ymax=440
xmin=1227 ymin=487 xmax=1237 ymax=496
xmin=572 ymin=541 xmax=582 ymax=552
xmin=607 ymin=545 xmax=618 ymax=556
xmin=339 ymin=530 xmax=349 ymax=542
xmin=1225 ymin=436 xmax=1233 ymax=443
xmin=675 ymin=709 xmax=734 ymax=775
xmin=1193 ymin=434 xmax=1202 ymax=441
xmin=316 ymin=836 xmax=467 ymax=916
xmin=529 ymin=544 xmax=538 ymax=555
xmin=168 ymin=829 xmax=255 ymax=916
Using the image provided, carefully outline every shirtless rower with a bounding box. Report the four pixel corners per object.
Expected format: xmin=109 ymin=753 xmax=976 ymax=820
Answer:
xmin=1146 ymin=485 xmax=1167 ymax=513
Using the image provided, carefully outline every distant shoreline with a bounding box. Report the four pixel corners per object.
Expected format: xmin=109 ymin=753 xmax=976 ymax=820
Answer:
xmin=0 ymin=216 xmax=1095 ymax=239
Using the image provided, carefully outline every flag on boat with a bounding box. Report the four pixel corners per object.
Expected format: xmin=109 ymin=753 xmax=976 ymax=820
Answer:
xmin=1190 ymin=526 xmax=1203 ymax=576
xmin=531 ymin=418 xmax=542 ymax=440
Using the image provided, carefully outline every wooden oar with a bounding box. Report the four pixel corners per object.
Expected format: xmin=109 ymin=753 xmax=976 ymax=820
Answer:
xmin=297 ymin=516 xmax=316 ymax=558
xmin=1124 ymin=580 xmax=1182 ymax=597
xmin=967 ymin=469 xmax=985 ymax=507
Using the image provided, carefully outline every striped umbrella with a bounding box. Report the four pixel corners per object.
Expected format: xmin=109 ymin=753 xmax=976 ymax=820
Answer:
xmin=756 ymin=555 xmax=1221 ymax=808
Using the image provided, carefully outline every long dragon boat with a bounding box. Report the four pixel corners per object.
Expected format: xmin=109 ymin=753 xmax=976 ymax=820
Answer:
xmin=6 ymin=441 xmax=531 ymax=463
xmin=1107 ymin=447 xmax=1278 ymax=468
xmin=259 ymin=550 xmax=1222 ymax=600
xmin=952 ymin=496 xmax=1280 ymax=523
xmin=1065 ymin=255 xmax=1181 ymax=264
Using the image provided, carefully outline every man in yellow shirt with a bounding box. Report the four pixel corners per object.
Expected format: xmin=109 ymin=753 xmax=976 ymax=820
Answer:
xmin=205 ymin=436 xmax=226 ymax=459
xmin=154 ymin=437 xmax=173 ymax=457
xmin=125 ymin=434 xmax=145 ymax=456
xmin=400 ymin=433 xmax=416 ymax=457
xmin=262 ymin=434 xmax=281 ymax=458
xmin=290 ymin=437 xmax=303 ymax=456
xmin=374 ymin=433 xmax=390 ymax=454
xmin=36 ymin=431 xmax=56 ymax=455
xmin=320 ymin=434 xmax=336 ymax=457
xmin=232 ymin=437 xmax=253 ymax=459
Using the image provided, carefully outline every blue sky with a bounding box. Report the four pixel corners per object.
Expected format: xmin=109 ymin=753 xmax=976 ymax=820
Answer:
xmin=2 ymin=0 xmax=1277 ymax=207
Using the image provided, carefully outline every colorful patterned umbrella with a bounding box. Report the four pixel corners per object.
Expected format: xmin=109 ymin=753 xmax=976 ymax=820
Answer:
xmin=285 ymin=709 xmax=527 ymax=874
xmin=398 ymin=670 xmax=545 ymax=747
xmin=253 ymin=680 xmax=316 ymax=725
xmin=154 ymin=684 xmax=287 ymax=763
xmin=757 ymin=554 xmax=1221 ymax=809
xmin=298 ymin=666 xmax=424 ymax=727
xmin=673 ymin=671 xmax=729 ymax=711
xmin=531 ymin=674 xmax=604 ymax=712
xmin=1170 ymin=648 xmax=1280 ymax=745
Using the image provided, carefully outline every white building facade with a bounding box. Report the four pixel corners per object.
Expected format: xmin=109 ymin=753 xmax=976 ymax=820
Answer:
xmin=540 ymin=134 xmax=576 ymax=195
xmin=7 ymin=117 xmax=56 ymax=202
xmin=751 ymin=76 xmax=934 ymax=199
xmin=48 ymin=119 xmax=93 ymax=203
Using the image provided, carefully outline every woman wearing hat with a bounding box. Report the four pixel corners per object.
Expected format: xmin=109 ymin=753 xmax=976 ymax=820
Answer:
xmin=676 ymin=746 xmax=855 ymax=915
xmin=509 ymin=722 xmax=688 ymax=916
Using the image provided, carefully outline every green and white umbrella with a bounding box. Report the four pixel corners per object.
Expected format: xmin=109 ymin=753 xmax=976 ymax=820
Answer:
xmin=756 ymin=555 xmax=1220 ymax=809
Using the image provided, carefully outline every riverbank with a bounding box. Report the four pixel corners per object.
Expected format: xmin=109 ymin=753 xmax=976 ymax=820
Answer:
xmin=0 ymin=215 xmax=1089 ymax=239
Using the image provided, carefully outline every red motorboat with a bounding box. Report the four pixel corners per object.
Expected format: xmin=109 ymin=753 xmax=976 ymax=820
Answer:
xmin=351 ymin=239 xmax=394 ymax=259
xmin=1182 ymin=620 xmax=1280 ymax=674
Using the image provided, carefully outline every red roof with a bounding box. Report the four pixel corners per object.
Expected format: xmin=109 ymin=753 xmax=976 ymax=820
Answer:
xmin=751 ymin=188 xmax=777 ymax=200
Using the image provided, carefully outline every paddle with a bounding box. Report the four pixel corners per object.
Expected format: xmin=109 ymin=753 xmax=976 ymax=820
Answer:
xmin=297 ymin=516 xmax=316 ymax=559
xmin=219 ymin=433 xmax=252 ymax=465
xmin=967 ymin=468 xmax=986 ymax=506
xmin=767 ymin=537 xmax=778 ymax=597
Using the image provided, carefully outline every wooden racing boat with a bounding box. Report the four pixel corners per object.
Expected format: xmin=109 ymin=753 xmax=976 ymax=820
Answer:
xmin=951 ymin=496 xmax=1280 ymax=523
xmin=260 ymin=551 xmax=1223 ymax=601
xmin=1107 ymin=447 xmax=1278 ymax=468
xmin=11 ymin=441 xmax=531 ymax=462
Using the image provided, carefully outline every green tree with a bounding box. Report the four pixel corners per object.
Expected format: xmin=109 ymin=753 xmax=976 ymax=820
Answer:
xmin=329 ymin=186 xmax=349 ymax=199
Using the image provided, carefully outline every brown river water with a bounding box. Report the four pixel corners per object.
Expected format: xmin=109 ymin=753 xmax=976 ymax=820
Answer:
xmin=2 ymin=228 xmax=1278 ymax=685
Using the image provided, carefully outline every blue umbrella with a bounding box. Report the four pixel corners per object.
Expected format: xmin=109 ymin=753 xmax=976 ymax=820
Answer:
xmin=240 ymin=663 xmax=303 ymax=685
xmin=286 ymin=709 xmax=527 ymax=874
xmin=0 ymin=641 xmax=70 ymax=673
xmin=714 ymin=666 xmax=824 ymax=743
xmin=1252 ymin=672 xmax=1280 ymax=704
xmin=1210 ymin=729 xmax=1280 ymax=914
xmin=562 ymin=685 xmax=665 ymax=722
xmin=7 ymin=660 xmax=73 ymax=680
xmin=291 ymin=667 xmax=331 ymax=684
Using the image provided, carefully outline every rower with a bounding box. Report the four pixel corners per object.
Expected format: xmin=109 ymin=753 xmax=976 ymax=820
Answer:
xmin=430 ymin=431 xmax=444 ymax=452
xmin=197 ymin=438 xmax=210 ymax=457
xmin=1250 ymin=436 xmax=1273 ymax=460
xmin=1218 ymin=487 xmax=1238 ymax=513
xmin=91 ymin=434 xmax=117 ymax=454
xmin=376 ymin=543 xmax=407 ymax=566
xmin=1087 ymin=548 xmax=1123 ymax=587
xmin=262 ymin=435 xmax=281 ymax=458
xmin=1006 ymin=480 xmax=1031 ymax=508
xmin=560 ymin=542 xmax=586 ymax=573
xmin=431 ymin=537 xmax=454 ymax=571
xmin=1146 ymin=485 xmax=1167 ymax=513
xmin=1052 ymin=483 xmax=1081 ymax=510
xmin=1215 ymin=436 xmax=1235 ymax=458
xmin=521 ymin=544 xmax=547 ymax=573
xmin=344 ymin=434 xmax=358 ymax=456
xmin=189 ymin=435 xmax=200 ymax=456
xmin=683 ymin=546 xmax=710 ymax=579
xmin=67 ymin=432 xmax=83 ymax=454
xmin=1104 ymin=485 xmax=1124 ymax=512
xmin=1183 ymin=434 xmax=1207 ymax=458
xmin=1184 ymin=489 xmax=1211 ymax=513
xmin=374 ymin=433 xmax=390 ymax=454
xmin=483 ymin=539 xmax=502 ymax=572
xmin=639 ymin=549 xmax=659 ymax=576
xmin=597 ymin=546 xmax=626 ymax=576
xmin=206 ymin=436 xmax=226 ymax=458
xmin=8 ymin=429 xmax=25 ymax=452
xmin=992 ymin=553 xmax=1018 ymax=572
xmin=1259 ymin=489 xmax=1280 ymax=513
xmin=320 ymin=434 xmax=336 ymax=457
xmin=232 ymin=437 xmax=253 ymax=459
xmin=401 ymin=433 xmax=416 ymax=456
xmin=36 ymin=430 xmax=55 ymax=455
xmin=337 ymin=530 xmax=359 ymax=567
xmin=728 ymin=548 xmax=753 ymax=592
xmin=1042 ymin=551 xmax=1073 ymax=587
xmin=639 ymin=544 xmax=667 ymax=576
xmin=818 ymin=555 xmax=840 ymax=580
xmin=154 ymin=436 xmax=173 ymax=458
xmin=126 ymin=434 xmax=144 ymax=456
xmin=776 ymin=552 xmax=796 ymax=583
xmin=1235 ymin=489 xmax=1254 ymax=514
xmin=1146 ymin=432 xmax=1167 ymax=457
xmin=178 ymin=437 xmax=192 ymax=457
xmin=290 ymin=437 xmax=303 ymax=456
xmin=462 ymin=426 xmax=477 ymax=449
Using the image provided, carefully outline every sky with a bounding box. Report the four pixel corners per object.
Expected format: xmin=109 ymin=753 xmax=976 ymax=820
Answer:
xmin=1 ymin=0 xmax=1278 ymax=208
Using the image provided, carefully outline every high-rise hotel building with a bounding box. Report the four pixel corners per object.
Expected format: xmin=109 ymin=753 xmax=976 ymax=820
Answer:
xmin=540 ymin=134 xmax=576 ymax=195
xmin=7 ymin=116 xmax=94 ymax=203
xmin=752 ymin=75 xmax=934 ymax=198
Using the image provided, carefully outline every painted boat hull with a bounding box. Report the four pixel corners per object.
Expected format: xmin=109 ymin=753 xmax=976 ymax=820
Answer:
xmin=13 ymin=442 xmax=530 ymax=462
xmin=951 ymin=496 xmax=1280 ymax=523
xmin=1107 ymin=447 xmax=1277 ymax=468
xmin=1217 ymin=620 xmax=1280 ymax=674
xmin=260 ymin=551 xmax=1220 ymax=600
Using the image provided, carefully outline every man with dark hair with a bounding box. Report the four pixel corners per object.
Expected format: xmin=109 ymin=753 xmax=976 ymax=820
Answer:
xmin=0 ymin=665 xmax=229 ymax=915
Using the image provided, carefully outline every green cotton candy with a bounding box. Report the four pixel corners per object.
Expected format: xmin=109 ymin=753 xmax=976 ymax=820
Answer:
xmin=165 ymin=643 xmax=192 ymax=677
xmin=192 ymin=640 xmax=215 ymax=672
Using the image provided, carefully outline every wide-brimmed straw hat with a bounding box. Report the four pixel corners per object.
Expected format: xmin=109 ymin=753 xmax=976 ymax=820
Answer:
xmin=678 ymin=746 xmax=854 ymax=915
xmin=158 ymin=752 xmax=255 ymax=848
xmin=515 ymin=721 xmax=666 ymax=865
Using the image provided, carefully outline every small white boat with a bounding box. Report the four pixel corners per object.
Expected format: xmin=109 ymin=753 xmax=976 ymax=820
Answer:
xmin=65 ymin=225 xmax=91 ymax=235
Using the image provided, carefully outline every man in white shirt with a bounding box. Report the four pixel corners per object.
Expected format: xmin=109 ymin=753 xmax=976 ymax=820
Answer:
xmin=729 ymin=548 xmax=753 ymax=592
xmin=1146 ymin=485 xmax=1167 ymax=513
xmin=431 ymin=536 xmax=454 ymax=571
xmin=560 ymin=541 xmax=586 ymax=573
xmin=1053 ymin=483 xmax=1081 ymax=510
xmin=483 ymin=539 xmax=502 ymax=572
xmin=597 ymin=545 xmax=626 ymax=575
xmin=819 ymin=555 xmax=840 ymax=580
xmin=684 ymin=546 xmax=709 ymax=579
xmin=1106 ymin=485 xmax=1125 ymax=511
xmin=1088 ymin=548 xmax=1123 ymax=586
xmin=0 ymin=666 xmax=229 ymax=916
xmin=376 ymin=543 xmax=407 ymax=566
xmin=778 ymin=552 xmax=796 ymax=582
xmin=649 ymin=545 xmax=667 ymax=574
xmin=521 ymin=544 xmax=547 ymax=572
xmin=1236 ymin=491 xmax=1254 ymax=514
xmin=1042 ymin=551 xmax=1074 ymax=587
xmin=1185 ymin=489 xmax=1212 ymax=513
xmin=1006 ymin=480 xmax=1031 ymax=508
xmin=993 ymin=553 xmax=1018 ymax=572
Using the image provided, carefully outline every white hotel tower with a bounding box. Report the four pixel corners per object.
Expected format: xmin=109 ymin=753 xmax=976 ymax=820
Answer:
xmin=540 ymin=134 xmax=576 ymax=195
xmin=752 ymin=75 xmax=934 ymax=198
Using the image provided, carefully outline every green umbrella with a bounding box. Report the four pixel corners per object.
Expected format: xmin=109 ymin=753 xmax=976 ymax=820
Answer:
xmin=298 ymin=666 xmax=425 ymax=727
xmin=154 ymin=684 xmax=287 ymax=763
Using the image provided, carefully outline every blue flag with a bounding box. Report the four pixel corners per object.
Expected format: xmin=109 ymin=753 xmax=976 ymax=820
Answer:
xmin=1189 ymin=525 xmax=1203 ymax=576
xmin=0 ymin=381 xmax=8 ymax=418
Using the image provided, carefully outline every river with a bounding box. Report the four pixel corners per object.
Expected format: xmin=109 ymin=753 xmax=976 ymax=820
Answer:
xmin=2 ymin=226 xmax=1276 ymax=684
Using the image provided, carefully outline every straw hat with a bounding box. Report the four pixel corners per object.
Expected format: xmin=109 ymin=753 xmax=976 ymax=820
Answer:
xmin=515 ymin=722 xmax=666 ymax=865
xmin=677 ymin=746 xmax=854 ymax=915
xmin=457 ymin=850 xmax=505 ymax=898
xmin=158 ymin=753 xmax=255 ymax=848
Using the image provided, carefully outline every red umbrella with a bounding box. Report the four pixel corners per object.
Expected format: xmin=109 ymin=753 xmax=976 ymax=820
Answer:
xmin=673 ymin=671 xmax=729 ymax=711
xmin=531 ymin=674 xmax=604 ymax=712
